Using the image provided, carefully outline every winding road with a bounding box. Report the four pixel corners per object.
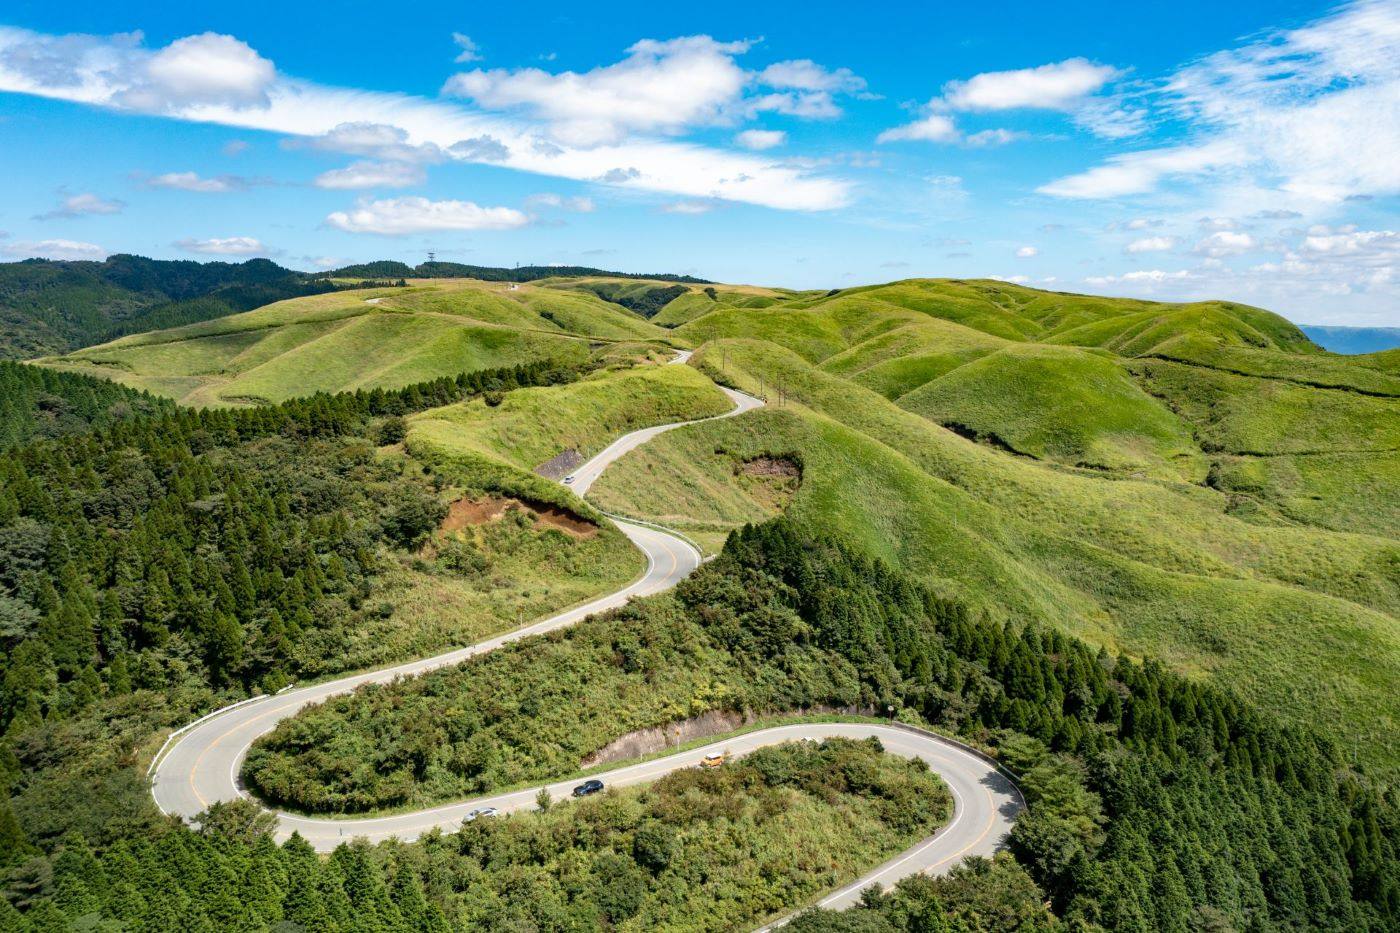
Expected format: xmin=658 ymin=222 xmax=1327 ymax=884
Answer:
xmin=149 ymin=352 xmax=1022 ymax=917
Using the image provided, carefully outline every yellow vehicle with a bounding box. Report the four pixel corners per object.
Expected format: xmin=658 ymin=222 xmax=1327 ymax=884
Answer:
xmin=701 ymin=752 xmax=725 ymax=769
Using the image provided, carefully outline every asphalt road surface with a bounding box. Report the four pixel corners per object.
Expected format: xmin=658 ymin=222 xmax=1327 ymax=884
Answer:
xmin=149 ymin=354 xmax=1022 ymax=919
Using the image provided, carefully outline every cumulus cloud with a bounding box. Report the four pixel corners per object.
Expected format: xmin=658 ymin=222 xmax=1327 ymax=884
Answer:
xmin=1 ymin=29 xmax=277 ymax=114
xmin=1195 ymin=230 xmax=1257 ymax=257
xmin=735 ymin=129 xmax=786 ymax=150
xmin=442 ymin=36 xmax=751 ymax=146
xmin=34 ymin=192 xmax=124 ymax=219
xmin=147 ymin=171 xmax=245 ymax=192
xmin=877 ymin=112 xmax=959 ymax=144
xmin=326 ymin=197 xmax=530 ymax=234
xmin=0 ymin=26 xmax=853 ymax=211
xmin=137 ymin=33 xmax=275 ymax=110
xmin=175 ymin=236 xmax=268 ymax=255
xmin=1125 ymin=236 xmax=1177 ymax=253
xmin=448 ymin=135 xmax=511 ymax=161
xmin=757 ymin=59 xmax=866 ymax=94
xmin=314 ymin=161 xmax=425 ymax=189
xmin=442 ymin=36 xmax=868 ymax=146
xmin=1083 ymin=222 xmax=1400 ymax=324
xmin=1015 ymin=245 xmax=1038 ymax=258
xmin=944 ymin=58 xmax=1119 ymax=111
xmin=881 ymin=57 xmax=1123 ymax=145
xmin=1 ymin=238 xmax=106 ymax=260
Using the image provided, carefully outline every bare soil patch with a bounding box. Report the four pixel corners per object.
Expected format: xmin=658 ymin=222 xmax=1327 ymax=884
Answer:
xmin=437 ymin=495 xmax=598 ymax=539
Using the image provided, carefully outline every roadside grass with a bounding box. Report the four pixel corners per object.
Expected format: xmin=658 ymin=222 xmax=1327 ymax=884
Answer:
xmin=406 ymin=361 xmax=733 ymax=472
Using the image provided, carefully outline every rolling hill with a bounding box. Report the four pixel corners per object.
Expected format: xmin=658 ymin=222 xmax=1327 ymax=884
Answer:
xmin=29 ymin=271 xmax=1400 ymax=773
xmin=34 ymin=278 xmax=690 ymax=407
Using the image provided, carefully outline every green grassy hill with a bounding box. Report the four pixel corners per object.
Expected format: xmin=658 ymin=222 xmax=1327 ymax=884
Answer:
xmin=35 ymin=279 xmax=681 ymax=407
xmin=25 ymin=271 xmax=1399 ymax=771
xmin=584 ymin=279 xmax=1399 ymax=774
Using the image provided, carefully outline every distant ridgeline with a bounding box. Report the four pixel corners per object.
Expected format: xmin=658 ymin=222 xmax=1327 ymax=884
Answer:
xmin=319 ymin=260 xmax=711 ymax=284
xmin=0 ymin=255 xmax=342 ymax=360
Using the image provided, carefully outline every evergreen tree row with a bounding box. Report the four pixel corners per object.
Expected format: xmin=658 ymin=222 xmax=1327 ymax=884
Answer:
xmin=0 ymin=362 xmax=173 ymax=449
xmin=706 ymin=520 xmax=1399 ymax=930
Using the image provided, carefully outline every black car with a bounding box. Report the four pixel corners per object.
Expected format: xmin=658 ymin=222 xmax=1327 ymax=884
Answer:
xmin=572 ymin=779 xmax=604 ymax=797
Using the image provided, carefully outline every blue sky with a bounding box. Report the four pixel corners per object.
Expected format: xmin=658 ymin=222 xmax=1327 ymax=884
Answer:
xmin=1 ymin=0 xmax=1397 ymax=324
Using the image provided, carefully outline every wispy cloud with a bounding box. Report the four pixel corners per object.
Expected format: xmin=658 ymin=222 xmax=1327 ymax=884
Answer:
xmin=175 ymin=236 xmax=269 ymax=255
xmin=146 ymin=171 xmax=248 ymax=192
xmin=34 ymin=192 xmax=124 ymax=219
xmin=1 ymin=238 xmax=106 ymax=260
xmin=1042 ymin=0 xmax=1400 ymax=207
xmin=325 ymin=197 xmax=530 ymax=234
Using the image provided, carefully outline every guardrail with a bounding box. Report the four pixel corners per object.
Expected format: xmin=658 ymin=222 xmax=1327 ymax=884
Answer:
xmin=145 ymin=692 xmax=269 ymax=781
xmin=594 ymin=508 xmax=708 ymax=558
xmin=882 ymin=720 xmax=1026 ymax=804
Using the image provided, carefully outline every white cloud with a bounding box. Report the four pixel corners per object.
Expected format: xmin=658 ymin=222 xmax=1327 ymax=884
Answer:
xmin=757 ymin=59 xmax=866 ymax=94
xmin=1043 ymin=1 xmax=1400 ymax=204
xmin=222 ymin=139 xmax=250 ymax=156
xmin=1085 ymin=269 xmax=1195 ymax=286
xmin=526 ymin=193 xmax=596 ymax=212
xmin=662 ymin=200 xmax=715 ymax=214
xmin=175 ymin=236 xmax=268 ymax=255
xmin=147 ymin=171 xmax=242 ymax=192
xmin=35 ymin=192 xmax=124 ymax=219
xmin=735 ymin=129 xmax=786 ymax=150
xmin=944 ymin=58 xmax=1119 ymax=111
xmin=1015 ymin=245 xmax=1038 ymax=258
xmin=442 ymin=37 xmax=868 ymax=146
xmin=0 ymin=26 xmax=852 ymax=212
xmin=452 ymin=33 xmax=481 ymax=64
xmin=877 ymin=112 xmax=959 ymax=144
xmin=1 ymin=238 xmax=106 ymax=260
xmin=989 ymin=274 xmax=1031 ymax=284
xmin=880 ymin=57 xmax=1121 ymax=145
xmin=1195 ymin=230 xmax=1257 ymax=257
xmin=1300 ymin=227 xmax=1400 ymax=257
xmin=1038 ymin=140 xmax=1244 ymax=198
xmin=125 ymin=33 xmax=275 ymax=111
xmin=1125 ymin=236 xmax=1177 ymax=253
xmin=314 ymin=161 xmax=425 ymax=189
xmin=443 ymin=36 xmax=752 ymax=146
xmin=326 ymin=197 xmax=530 ymax=234
xmin=965 ymin=128 xmax=1026 ymax=147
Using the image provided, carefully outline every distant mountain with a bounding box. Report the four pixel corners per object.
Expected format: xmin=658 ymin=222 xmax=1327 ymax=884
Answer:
xmin=0 ymin=254 xmax=341 ymax=359
xmin=1301 ymin=324 xmax=1400 ymax=354
xmin=320 ymin=260 xmax=711 ymax=284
